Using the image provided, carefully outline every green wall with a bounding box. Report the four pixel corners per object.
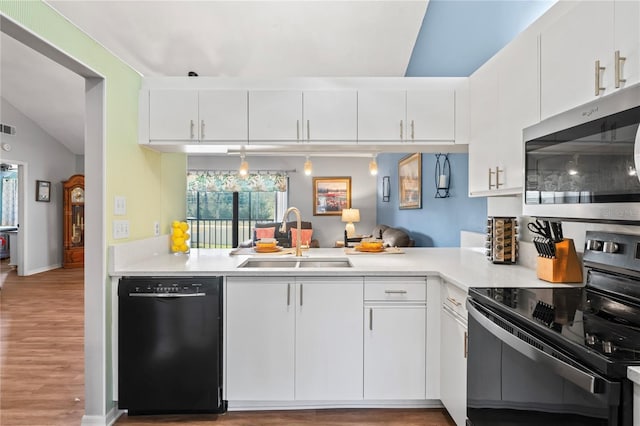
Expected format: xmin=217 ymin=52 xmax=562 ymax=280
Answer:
xmin=0 ymin=0 xmax=187 ymax=417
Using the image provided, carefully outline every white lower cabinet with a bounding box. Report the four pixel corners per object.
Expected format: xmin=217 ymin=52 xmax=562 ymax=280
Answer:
xmin=363 ymin=276 xmax=427 ymax=400
xmin=364 ymin=306 xmax=426 ymax=399
xmin=440 ymin=282 xmax=468 ymax=426
xmin=226 ymin=276 xmax=363 ymax=402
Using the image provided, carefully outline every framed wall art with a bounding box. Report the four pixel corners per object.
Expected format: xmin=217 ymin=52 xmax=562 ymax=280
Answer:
xmin=398 ymin=153 xmax=422 ymax=209
xmin=312 ymin=177 xmax=351 ymax=216
xmin=36 ymin=180 xmax=51 ymax=202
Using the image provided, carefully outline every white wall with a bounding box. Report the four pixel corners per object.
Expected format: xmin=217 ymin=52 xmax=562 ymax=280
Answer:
xmin=188 ymin=155 xmax=377 ymax=248
xmin=0 ymin=98 xmax=79 ymax=274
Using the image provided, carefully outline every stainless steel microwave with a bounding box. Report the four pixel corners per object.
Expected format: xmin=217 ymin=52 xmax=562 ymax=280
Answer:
xmin=523 ymin=84 xmax=640 ymax=223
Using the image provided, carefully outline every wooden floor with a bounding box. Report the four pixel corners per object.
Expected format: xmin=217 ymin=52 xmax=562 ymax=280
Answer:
xmin=0 ymin=260 xmax=455 ymax=426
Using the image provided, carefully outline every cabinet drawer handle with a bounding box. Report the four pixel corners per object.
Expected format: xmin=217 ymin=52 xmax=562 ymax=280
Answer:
xmin=296 ymin=120 xmax=300 ymax=141
xmin=488 ymin=168 xmax=495 ymax=189
xmin=200 ymin=120 xmax=205 ymax=139
xmin=615 ymin=50 xmax=626 ymax=88
xmin=464 ymin=331 xmax=468 ymax=359
xmin=190 ymin=120 xmax=195 ymax=139
xmin=369 ymin=308 xmax=373 ymax=331
xmin=400 ymin=120 xmax=404 ymax=141
xmin=300 ymin=283 xmax=303 ymax=306
xmin=307 ymin=120 xmax=310 ymax=142
xmin=287 ymin=283 xmax=291 ymax=306
xmin=595 ymin=60 xmax=606 ymax=96
xmin=495 ymin=167 xmax=503 ymax=188
xmin=411 ymin=120 xmax=415 ymax=140
xmin=384 ymin=289 xmax=407 ymax=294
xmin=446 ymin=296 xmax=461 ymax=306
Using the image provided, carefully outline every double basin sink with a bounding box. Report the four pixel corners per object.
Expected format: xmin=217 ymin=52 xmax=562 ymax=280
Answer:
xmin=238 ymin=257 xmax=352 ymax=268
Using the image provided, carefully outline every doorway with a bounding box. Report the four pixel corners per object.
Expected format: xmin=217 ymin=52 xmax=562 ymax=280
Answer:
xmin=1 ymin=13 xmax=107 ymax=424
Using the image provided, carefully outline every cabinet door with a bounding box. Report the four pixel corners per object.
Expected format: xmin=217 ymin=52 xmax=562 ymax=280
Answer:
xmin=226 ymin=278 xmax=295 ymax=400
xmin=540 ymin=1 xmax=613 ymax=120
xmin=248 ymin=90 xmax=302 ymax=142
xmin=364 ymin=306 xmax=426 ymax=400
xmin=406 ymin=90 xmax=455 ymax=142
xmin=496 ymin=32 xmax=540 ymax=191
xmin=149 ymin=90 xmax=198 ymax=141
xmin=357 ymin=90 xmax=406 ymax=141
xmin=295 ymin=278 xmax=363 ymax=400
xmin=468 ymin=58 xmax=499 ymax=195
xmin=440 ymin=306 xmax=467 ymax=426
xmin=614 ymin=0 xmax=640 ymax=89
xmin=198 ymin=90 xmax=248 ymax=142
xmin=302 ymin=90 xmax=357 ymax=142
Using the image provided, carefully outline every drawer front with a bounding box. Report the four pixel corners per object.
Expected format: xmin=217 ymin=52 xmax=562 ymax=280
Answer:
xmin=442 ymin=281 xmax=467 ymax=318
xmin=364 ymin=277 xmax=426 ymax=301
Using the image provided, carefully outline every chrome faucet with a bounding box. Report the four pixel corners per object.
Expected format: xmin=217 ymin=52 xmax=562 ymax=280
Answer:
xmin=280 ymin=206 xmax=303 ymax=257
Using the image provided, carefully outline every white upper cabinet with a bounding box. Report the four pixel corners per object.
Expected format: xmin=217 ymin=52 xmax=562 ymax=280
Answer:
xmin=198 ymin=90 xmax=248 ymax=141
xmin=148 ymin=89 xmax=248 ymax=142
xmin=614 ymin=0 xmax=640 ymax=90
xmin=540 ymin=1 xmax=614 ymax=120
xmin=357 ymin=90 xmax=407 ymax=141
xmin=468 ymin=29 xmax=539 ymax=196
xmin=302 ymin=91 xmax=358 ymax=142
xmin=149 ymin=90 xmax=199 ymax=141
xmin=248 ymin=90 xmax=303 ymax=142
xmin=406 ymin=90 xmax=455 ymax=142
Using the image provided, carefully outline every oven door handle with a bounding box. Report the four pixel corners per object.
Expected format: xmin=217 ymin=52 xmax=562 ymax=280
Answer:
xmin=467 ymin=300 xmax=600 ymax=394
xmin=635 ymin=124 xmax=640 ymax=183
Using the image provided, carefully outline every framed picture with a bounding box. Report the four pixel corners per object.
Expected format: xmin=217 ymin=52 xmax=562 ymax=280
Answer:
xmin=398 ymin=153 xmax=422 ymax=209
xmin=36 ymin=180 xmax=51 ymax=202
xmin=313 ymin=177 xmax=351 ymax=216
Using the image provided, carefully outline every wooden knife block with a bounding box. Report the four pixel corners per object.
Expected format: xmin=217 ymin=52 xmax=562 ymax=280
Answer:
xmin=536 ymin=239 xmax=583 ymax=283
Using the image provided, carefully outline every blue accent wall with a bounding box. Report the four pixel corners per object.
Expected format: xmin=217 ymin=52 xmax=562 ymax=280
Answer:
xmin=376 ymin=153 xmax=487 ymax=247
xmin=406 ymin=0 xmax=555 ymax=77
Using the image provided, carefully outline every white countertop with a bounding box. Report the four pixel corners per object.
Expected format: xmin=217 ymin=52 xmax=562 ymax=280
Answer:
xmin=629 ymin=366 xmax=640 ymax=385
xmin=110 ymin=239 xmax=582 ymax=292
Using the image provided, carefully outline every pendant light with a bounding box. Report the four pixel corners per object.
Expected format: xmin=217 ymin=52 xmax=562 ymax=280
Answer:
xmin=239 ymin=153 xmax=249 ymax=176
xmin=369 ymin=154 xmax=378 ymax=176
xmin=304 ymin=156 xmax=313 ymax=176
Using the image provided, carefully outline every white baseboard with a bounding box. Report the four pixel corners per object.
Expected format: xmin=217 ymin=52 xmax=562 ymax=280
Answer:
xmin=228 ymin=399 xmax=442 ymax=411
xmin=24 ymin=263 xmax=61 ymax=276
xmin=81 ymin=406 xmax=124 ymax=426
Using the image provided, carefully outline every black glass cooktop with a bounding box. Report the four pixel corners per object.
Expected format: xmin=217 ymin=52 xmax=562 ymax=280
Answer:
xmin=469 ymin=285 xmax=640 ymax=378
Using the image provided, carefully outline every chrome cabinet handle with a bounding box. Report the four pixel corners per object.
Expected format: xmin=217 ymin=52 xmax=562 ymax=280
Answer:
xmin=384 ymin=289 xmax=407 ymax=294
xmin=300 ymin=283 xmax=303 ymax=306
xmin=307 ymin=120 xmax=310 ymax=142
xmin=200 ymin=120 xmax=205 ymax=139
xmin=400 ymin=120 xmax=404 ymax=141
xmin=615 ymin=50 xmax=626 ymax=88
xmin=287 ymin=283 xmax=291 ymax=306
xmin=488 ymin=168 xmax=495 ymax=189
xmin=495 ymin=167 xmax=503 ymax=188
xmin=296 ymin=120 xmax=300 ymax=142
xmin=446 ymin=296 xmax=461 ymax=306
xmin=369 ymin=308 xmax=373 ymax=331
xmin=464 ymin=331 xmax=468 ymax=359
xmin=595 ymin=60 xmax=606 ymax=96
xmin=411 ymin=120 xmax=415 ymax=140
xmin=190 ymin=120 xmax=195 ymax=139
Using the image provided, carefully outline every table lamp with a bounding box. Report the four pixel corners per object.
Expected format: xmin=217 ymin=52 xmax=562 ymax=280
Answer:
xmin=341 ymin=208 xmax=360 ymax=238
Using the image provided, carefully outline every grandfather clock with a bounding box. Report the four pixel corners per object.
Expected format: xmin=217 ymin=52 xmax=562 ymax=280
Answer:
xmin=63 ymin=174 xmax=84 ymax=268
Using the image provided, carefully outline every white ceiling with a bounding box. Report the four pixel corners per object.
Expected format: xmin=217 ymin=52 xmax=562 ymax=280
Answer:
xmin=0 ymin=1 xmax=428 ymax=156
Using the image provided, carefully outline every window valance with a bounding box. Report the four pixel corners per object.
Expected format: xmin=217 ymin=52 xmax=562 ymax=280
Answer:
xmin=187 ymin=171 xmax=288 ymax=193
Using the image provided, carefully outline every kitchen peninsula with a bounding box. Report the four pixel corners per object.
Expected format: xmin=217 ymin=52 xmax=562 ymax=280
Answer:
xmin=109 ymin=236 xmax=581 ymax=420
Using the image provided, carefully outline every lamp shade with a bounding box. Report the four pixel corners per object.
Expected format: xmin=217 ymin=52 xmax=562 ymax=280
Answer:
xmin=341 ymin=208 xmax=360 ymax=223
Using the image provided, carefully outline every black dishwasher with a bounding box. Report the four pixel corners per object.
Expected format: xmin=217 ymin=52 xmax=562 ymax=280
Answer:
xmin=118 ymin=276 xmax=227 ymax=415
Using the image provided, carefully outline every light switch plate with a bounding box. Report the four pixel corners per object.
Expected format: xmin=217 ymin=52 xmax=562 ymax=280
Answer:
xmin=113 ymin=220 xmax=129 ymax=239
xmin=114 ymin=196 xmax=126 ymax=216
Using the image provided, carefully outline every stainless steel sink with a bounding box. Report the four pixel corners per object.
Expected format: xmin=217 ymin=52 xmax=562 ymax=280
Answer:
xmin=297 ymin=259 xmax=352 ymax=268
xmin=238 ymin=257 xmax=352 ymax=268
xmin=239 ymin=259 xmax=299 ymax=268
